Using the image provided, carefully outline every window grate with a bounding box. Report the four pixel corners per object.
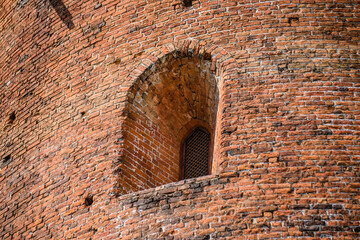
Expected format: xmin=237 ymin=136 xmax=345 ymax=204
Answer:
xmin=184 ymin=128 xmax=210 ymax=179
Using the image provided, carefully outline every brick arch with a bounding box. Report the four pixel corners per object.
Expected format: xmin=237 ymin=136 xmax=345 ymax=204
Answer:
xmin=126 ymin=39 xmax=237 ymax=101
xmin=115 ymin=40 xmax=236 ymax=195
xmin=128 ymin=39 xmax=237 ymax=167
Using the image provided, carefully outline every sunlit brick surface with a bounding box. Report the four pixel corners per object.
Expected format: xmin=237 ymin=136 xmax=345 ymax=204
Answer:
xmin=0 ymin=0 xmax=359 ymax=239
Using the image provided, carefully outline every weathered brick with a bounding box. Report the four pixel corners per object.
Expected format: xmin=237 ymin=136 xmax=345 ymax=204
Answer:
xmin=0 ymin=0 xmax=359 ymax=239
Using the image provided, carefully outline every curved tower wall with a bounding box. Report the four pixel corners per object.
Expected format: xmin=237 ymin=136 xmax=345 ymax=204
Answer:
xmin=0 ymin=0 xmax=359 ymax=239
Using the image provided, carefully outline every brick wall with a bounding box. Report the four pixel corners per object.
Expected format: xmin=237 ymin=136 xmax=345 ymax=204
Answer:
xmin=0 ymin=0 xmax=359 ymax=239
xmin=105 ymin=171 xmax=360 ymax=239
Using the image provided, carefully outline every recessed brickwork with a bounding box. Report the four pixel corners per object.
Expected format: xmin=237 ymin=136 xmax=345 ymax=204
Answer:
xmin=0 ymin=0 xmax=359 ymax=239
xmin=118 ymin=52 xmax=219 ymax=194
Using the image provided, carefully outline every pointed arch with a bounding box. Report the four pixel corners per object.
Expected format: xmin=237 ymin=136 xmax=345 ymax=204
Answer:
xmin=116 ymin=40 xmax=237 ymax=194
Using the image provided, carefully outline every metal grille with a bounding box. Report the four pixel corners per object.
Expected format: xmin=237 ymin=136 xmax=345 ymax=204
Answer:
xmin=184 ymin=128 xmax=210 ymax=179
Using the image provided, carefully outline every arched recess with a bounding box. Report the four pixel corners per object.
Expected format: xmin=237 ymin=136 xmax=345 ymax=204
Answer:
xmin=116 ymin=40 xmax=235 ymax=195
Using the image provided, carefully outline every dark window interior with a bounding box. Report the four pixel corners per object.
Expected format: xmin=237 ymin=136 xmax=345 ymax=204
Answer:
xmin=183 ymin=128 xmax=210 ymax=179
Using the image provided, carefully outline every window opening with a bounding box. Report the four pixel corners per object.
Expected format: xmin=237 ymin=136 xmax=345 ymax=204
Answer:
xmin=183 ymin=0 xmax=192 ymax=7
xmin=183 ymin=128 xmax=210 ymax=179
xmin=121 ymin=53 xmax=219 ymax=194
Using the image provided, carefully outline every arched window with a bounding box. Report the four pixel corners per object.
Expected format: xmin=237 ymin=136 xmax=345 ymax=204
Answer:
xmin=182 ymin=128 xmax=211 ymax=180
xmin=120 ymin=52 xmax=219 ymax=194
